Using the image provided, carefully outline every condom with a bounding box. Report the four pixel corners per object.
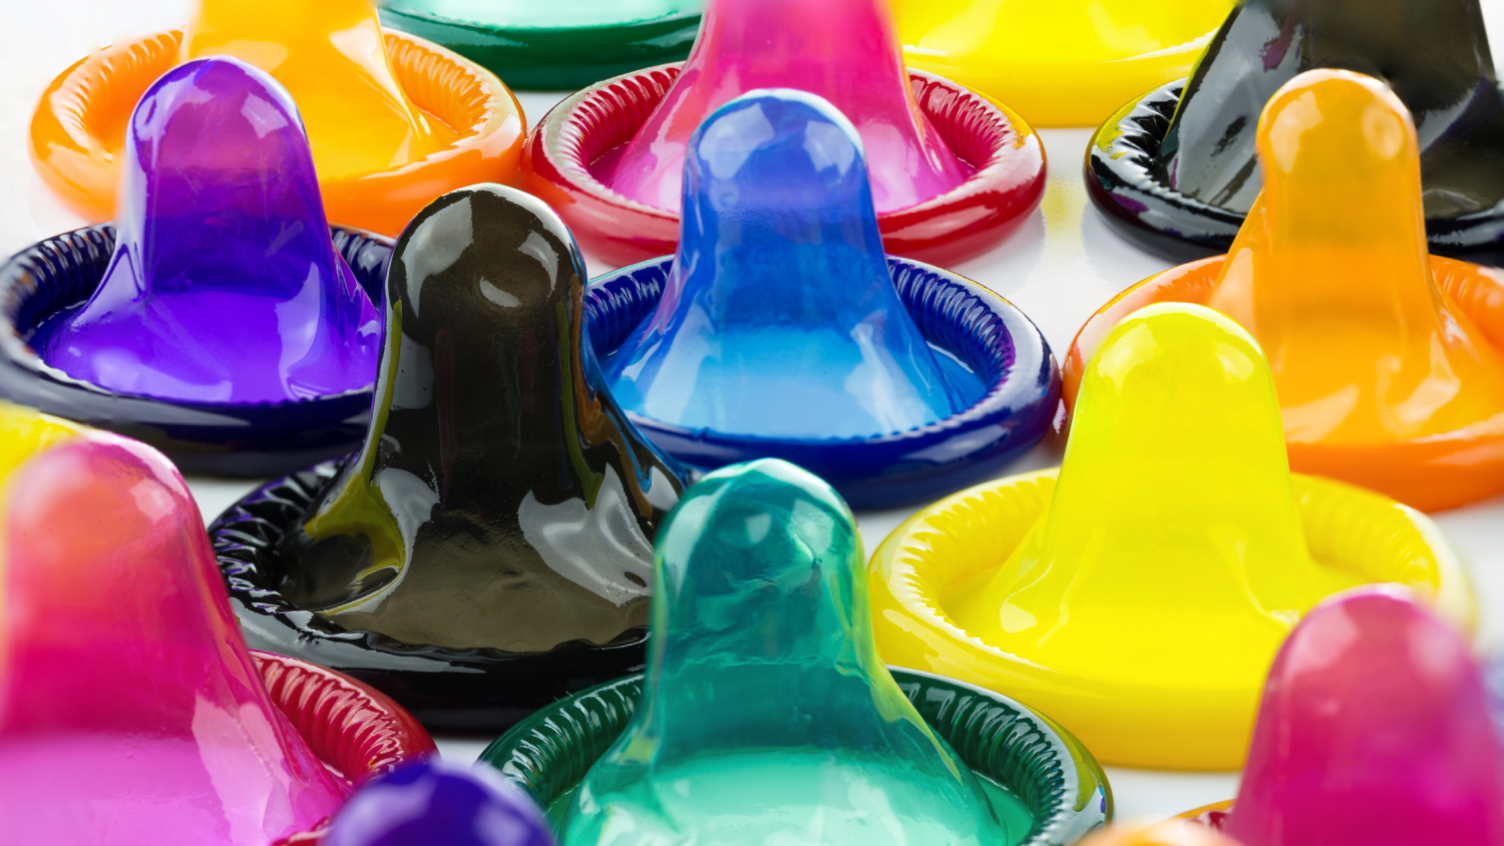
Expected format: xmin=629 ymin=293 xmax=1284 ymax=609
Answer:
xmin=522 ymin=0 xmax=1045 ymax=266
xmin=0 ymin=406 xmax=348 ymax=843
xmin=870 ymin=303 xmax=1473 ymax=769
xmin=1087 ymin=0 xmax=1504 ymax=263
xmin=1215 ymin=587 xmax=1504 ymax=845
xmin=33 ymin=58 xmax=379 ymax=406
xmin=326 ymin=759 xmax=555 ymax=846
xmin=1078 ymin=821 xmax=1243 ymax=846
xmin=588 ymin=90 xmax=1058 ymax=508
xmin=30 ymin=0 xmax=524 ymax=237
xmin=892 ymin=0 xmax=1235 ymax=127
xmin=378 ymin=0 xmax=702 ymax=89
xmin=559 ymin=459 xmax=1014 ymax=846
xmin=210 ymin=184 xmax=688 ymax=731
xmin=1070 ymin=69 xmax=1504 ymax=510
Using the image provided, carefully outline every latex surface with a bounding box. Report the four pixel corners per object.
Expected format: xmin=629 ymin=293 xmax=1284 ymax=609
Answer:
xmin=1202 ymin=70 xmax=1504 ymax=448
xmin=1071 ymin=69 xmax=1504 ymax=509
xmin=606 ymin=0 xmax=967 ymax=215
xmin=1080 ymin=821 xmax=1243 ymax=846
xmin=1225 ymin=588 xmax=1504 ymax=845
xmin=604 ymin=91 xmax=977 ymax=441
xmin=894 ymin=0 xmax=1235 ymax=127
xmin=383 ymin=0 xmax=698 ymax=29
xmin=282 ymin=185 xmax=684 ymax=655
xmin=36 ymin=59 xmax=380 ymax=405
xmin=950 ymin=303 xmax=1352 ymax=719
xmin=183 ymin=0 xmax=450 ymax=181
xmin=326 ymin=760 xmax=555 ymax=846
xmin=867 ymin=302 xmax=1471 ymax=768
xmin=1162 ymin=0 xmax=1504 ymax=220
xmin=378 ymin=0 xmax=702 ymax=90
xmin=563 ymin=459 xmax=1008 ymax=846
xmin=0 ymin=408 xmax=347 ymax=842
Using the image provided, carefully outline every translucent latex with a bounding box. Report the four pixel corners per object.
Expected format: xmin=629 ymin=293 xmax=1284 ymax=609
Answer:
xmin=1079 ymin=820 xmax=1244 ymax=846
xmin=603 ymin=91 xmax=975 ymax=440
xmin=326 ymin=760 xmax=555 ymax=846
xmin=183 ymin=0 xmax=452 ymax=181
xmin=383 ymin=0 xmax=700 ymax=29
xmin=946 ymin=304 xmax=1364 ymax=753
xmin=1203 ymin=70 xmax=1504 ymax=449
xmin=562 ymin=459 xmax=1007 ymax=846
xmin=0 ymin=408 xmax=347 ymax=842
xmin=1225 ymin=587 xmax=1504 ymax=845
xmin=607 ymin=0 xmax=968 ymax=214
xmin=283 ymin=185 xmax=683 ymax=654
xmin=1163 ymin=0 xmax=1504 ymax=220
xmin=37 ymin=58 xmax=381 ymax=405
xmin=893 ymin=0 xmax=1235 ymax=127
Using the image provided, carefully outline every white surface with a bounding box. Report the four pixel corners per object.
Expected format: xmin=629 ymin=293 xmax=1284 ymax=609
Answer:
xmin=6 ymin=0 xmax=1504 ymax=826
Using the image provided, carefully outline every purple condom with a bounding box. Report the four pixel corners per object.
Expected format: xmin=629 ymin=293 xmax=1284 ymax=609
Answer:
xmin=39 ymin=57 xmax=380 ymax=405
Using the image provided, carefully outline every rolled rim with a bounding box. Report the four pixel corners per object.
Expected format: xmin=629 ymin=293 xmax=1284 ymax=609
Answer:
xmin=1085 ymin=81 xmax=1504 ymax=265
xmin=29 ymin=28 xmax=526 ymax=237
xmin=868 ymin=467 xmax=1473 ymax=768
xmin=477 ymin=666 xmax=1112 ymax=846
xmin=524 ymin=63 xmax=1046 ymax=267
xmin=0 ymin=224 xmax=391 ymax=477
xmin=376 ymin=4 xmax=701 ymax=90
xmin=1061 ymin=255 xmax=1504 ymax=511
xmin=584 ymin=255 xmax=1062 ymax=510
xmin=210 ymin=459 xmax=650 ymax=734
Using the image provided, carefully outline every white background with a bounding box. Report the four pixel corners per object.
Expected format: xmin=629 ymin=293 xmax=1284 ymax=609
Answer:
xmin=5 ymin=0 xmax=1504 ymax=825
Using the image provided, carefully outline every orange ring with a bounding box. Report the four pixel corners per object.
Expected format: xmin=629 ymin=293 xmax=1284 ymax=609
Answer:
xmin=1064 ymin=256 xmax=1504 ymax=512
xmin=29 ymin=29 xmax=525 ymax=238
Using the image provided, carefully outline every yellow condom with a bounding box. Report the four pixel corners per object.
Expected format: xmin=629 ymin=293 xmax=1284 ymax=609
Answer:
xmin=893 ymin=0 xmax=1235 ymax=126
xmin=0 ymin=404 xmax=83 ymax=484
xmin=182 ymin=0 xmax=453 ymax=180
xmin=870 ymin=303 xmax=1472 ymax=769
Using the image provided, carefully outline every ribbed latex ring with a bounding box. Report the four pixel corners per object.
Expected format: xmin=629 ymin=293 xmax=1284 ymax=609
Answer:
xmin=1062 ymin=255 xmax=1504 ymax=512
xmin=253 ymin=650 xmax=436 ymax=845
xmin=478 ymin=667 xmax=1111 ymax=845
xmin=211 ymin=460 xmax=651 ymax=734
xmin=1085 ymin=81 xmax=1504 ymax=265
xmin=0 ymin=224 xmax=391 ymax=477
xmin=523 ymin=64 xmax=1046 ymax=267
xmin=29 ymin=29 xmax=525 ymax=238
xmin=867 ymin=468 xmax=1473 ymax=769
xmin=585 ymin=255 xmax=1062 ymax=510
xmin=377 ymin=4 xmax=701 ymax=90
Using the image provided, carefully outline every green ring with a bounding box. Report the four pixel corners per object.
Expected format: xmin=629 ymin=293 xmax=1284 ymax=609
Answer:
xmin=479 ymin=667 xmax=1112 ymax=845
xmin=378 ymin=4 xmax=702 ymax=90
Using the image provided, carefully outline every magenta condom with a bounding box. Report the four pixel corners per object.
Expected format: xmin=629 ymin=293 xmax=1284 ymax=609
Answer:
xmin=0 ymin=432 xmax=349 ymax=842
xmin=36 ymin=57 xmax=380 ymax=405
xmin=606 ymin=0 xmax=970 ymax=214
xmin=1223 ymin=586 xmax=1504 ymax=846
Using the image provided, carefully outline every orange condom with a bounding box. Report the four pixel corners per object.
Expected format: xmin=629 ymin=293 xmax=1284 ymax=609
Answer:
xmin=30 ymin=0 xmax=524 ymax=237
xmin=1065 ymin=69 xmax=1504 ymax=511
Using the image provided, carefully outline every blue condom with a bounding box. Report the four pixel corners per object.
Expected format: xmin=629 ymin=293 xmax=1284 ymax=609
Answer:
xmin=325 ymin=759 xmax=556 ymax=846
xmin=605 ymin=89 xmax=972 ymax=440
xmin=593 ymin=89 xmax=1059 ymax=508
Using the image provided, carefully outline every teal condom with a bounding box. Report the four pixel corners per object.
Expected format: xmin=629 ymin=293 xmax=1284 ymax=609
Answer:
xmin=562 ymin=458 xmax=1007 ymax=846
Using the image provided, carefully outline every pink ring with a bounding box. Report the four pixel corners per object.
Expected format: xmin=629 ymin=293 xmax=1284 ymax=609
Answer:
xmin=522 ymin=64 xmax=1047 ymax=267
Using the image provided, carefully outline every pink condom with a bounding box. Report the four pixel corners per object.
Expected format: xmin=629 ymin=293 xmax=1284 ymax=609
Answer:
xmin=606 ymin=0 xmax=970 ymax=214
xmin=1226 ymin=586 xmax=1504 ymax=846
xmin=0 ymin=434 xmax=348 ymax=843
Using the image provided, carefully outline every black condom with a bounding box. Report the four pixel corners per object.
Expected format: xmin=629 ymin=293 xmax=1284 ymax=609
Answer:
xmin=215 ymin=184 xmax=686 ymax=728
xmin=1088 ymin=0 xmax=1504 ymax=261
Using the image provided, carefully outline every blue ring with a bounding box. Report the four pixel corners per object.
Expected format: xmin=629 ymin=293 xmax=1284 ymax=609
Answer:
xmin=584 ymin=255 xmax=1061 ymax=510
xmin=0 ymin=224 xmax=390 ymax=476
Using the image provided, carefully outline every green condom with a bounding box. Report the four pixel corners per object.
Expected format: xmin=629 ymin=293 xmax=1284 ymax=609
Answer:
xmin=562 ymin=458 xmax=1008 ymax=846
